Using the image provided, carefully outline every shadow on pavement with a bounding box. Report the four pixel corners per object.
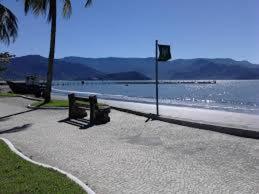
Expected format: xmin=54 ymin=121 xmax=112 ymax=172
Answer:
xmin=59 ymin=118 xmax=93 ymax=129
xmin=0 ymin=124 xmax=32 ymax=134
xmin=0 ymin=102 xmax=45 ymax=121
xmin=0 ymin=109 xmax=36 ymax=121
xmin=0 ymin=117 xmax=10 ymax=122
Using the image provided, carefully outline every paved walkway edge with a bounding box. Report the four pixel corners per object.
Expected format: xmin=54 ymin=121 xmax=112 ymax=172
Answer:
xmin=18 ymin=95 xmax=43 ymax=101
xmin=27 ymin=104 xmax=68 ymax=110
xmin=111 ymin=106 xmax=259 ymax=139
xmin=0 ymin=138 xmax=95 ymax=194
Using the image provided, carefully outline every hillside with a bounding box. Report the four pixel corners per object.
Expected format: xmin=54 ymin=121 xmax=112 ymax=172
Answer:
xmin=63 ymin=57 xmax=259 ymax=80
xmin=1 ymin=55 xmax=259 ymax=80
xmin=1 ymin=55 xmax=150 ymax=80
xmin=107 ymin=71 xmax=150 ymax=80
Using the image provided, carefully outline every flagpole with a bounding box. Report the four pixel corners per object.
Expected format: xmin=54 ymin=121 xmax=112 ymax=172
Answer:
xmin=155 ymin=40 xmax=159 ymax=116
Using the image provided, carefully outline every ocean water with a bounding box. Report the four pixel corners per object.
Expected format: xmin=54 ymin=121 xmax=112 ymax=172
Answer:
xmin=52 ymin=80 xmax=259 ymax=115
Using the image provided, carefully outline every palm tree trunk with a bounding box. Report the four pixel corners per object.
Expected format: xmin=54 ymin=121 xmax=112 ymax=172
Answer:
xmin=45 ymin=0 xmax=57 ymax=103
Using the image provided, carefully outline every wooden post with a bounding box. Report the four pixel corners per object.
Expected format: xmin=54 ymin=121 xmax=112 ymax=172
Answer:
xmin=155 ymin=40 xmax=159 ymax=116
xmin=89 ymin=95 xmax=96 ymax=124
xmin=68 ymin=93 xmax=75 ymax=119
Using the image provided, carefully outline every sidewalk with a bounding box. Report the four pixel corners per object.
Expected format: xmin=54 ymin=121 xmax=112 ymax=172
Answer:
xmin=99 ymin=99 xmax=259 ymax=132
xmin=0 ymin=97 xmax=259 ymax=193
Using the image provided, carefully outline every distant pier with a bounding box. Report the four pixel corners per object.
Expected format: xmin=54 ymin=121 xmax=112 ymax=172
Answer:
xmin=51 ymin=80 xmax=217 ymax=86
xmin=1 ymin=80 xmax=217 ymax=86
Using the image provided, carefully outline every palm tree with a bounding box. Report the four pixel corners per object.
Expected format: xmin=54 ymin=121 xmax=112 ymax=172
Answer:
xmin=23 ymin=0 xmax=92 ymax=102
xmin=0 ymin=3 xmax=18 ymax=45
xmin=0 ymin=52 xmax=15 ymax=73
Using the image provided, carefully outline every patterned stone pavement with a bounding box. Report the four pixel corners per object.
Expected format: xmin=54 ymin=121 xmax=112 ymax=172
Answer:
xmin=0 ymin=97 xmax=259 ymax=193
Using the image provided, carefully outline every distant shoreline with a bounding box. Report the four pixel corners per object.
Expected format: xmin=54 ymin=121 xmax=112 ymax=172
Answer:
xmin=51 ymin=93 xmax=259 ymax=131
xmin=2 ymin=79 xmax=259 ymax=86
xmin=52 ymin=88 xmax=259 ymax=116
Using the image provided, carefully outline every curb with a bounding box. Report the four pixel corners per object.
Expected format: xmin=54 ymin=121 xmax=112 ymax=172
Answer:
xmin=27 ymin=104 xmax=68 ymax=110
xmin=0 ymin=95 xmax=18 ymax=98
xmin=111 ymin=106 xmax=259 ymax=139
xmin=0 ymin=94 xmax=42 ymax=101
xmin=19 ymin=95 xmax=43 ymax=101
xmin=0 ymin=138 xmax=95 ymax=194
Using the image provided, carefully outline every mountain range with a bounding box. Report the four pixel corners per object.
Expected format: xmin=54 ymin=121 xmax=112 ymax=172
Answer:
xmin=1 ymin=55 xmax=149 ymax=80
xmin=63 ymin=56 xmax=259 ymax=80
xmin=1 ymin=55 xmax=259 ymax=80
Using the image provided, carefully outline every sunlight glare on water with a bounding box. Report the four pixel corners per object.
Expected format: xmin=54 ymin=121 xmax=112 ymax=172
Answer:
xmin=52 ymin=80 xmax=259 ymax=115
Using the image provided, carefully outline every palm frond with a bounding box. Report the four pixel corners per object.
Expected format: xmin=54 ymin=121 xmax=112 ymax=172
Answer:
xmin=0 ymin=3 xmax=18 ymax=45
xmin=85 ymin=0 xmax=92 ymax=7
xmin=23 ymin=0 xmax=92 ymax=21
xmin=23 ymin=0 xmax=49 ymax=17
xmin=63 ymin=0 xmax=72 ymax=18
xmin=24 ymin=0 xmax=32 ymax=14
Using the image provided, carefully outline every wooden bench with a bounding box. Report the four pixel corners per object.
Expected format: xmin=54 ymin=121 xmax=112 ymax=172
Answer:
xmin=68 ymin=93 xmax=110 ymax=125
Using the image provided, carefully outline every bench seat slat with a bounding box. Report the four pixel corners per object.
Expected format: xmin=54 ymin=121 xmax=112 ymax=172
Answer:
xmin=74 ymin=97 xmax=90 ymax=102
xmin=74 ymin=102 xmax=90 ymax=107
xmin=73 ymin=106 xmax=89 ymax=110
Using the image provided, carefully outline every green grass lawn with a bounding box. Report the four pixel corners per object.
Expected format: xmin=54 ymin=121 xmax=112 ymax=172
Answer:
xmin=0 ymin=140 xmax=86 ymax=194
xmin=32 ymin=99 xmax=70 ymax=108
xmin=31 ymin=99 xmax=106 ymax=108
xmin=0 ymin=92 xmax=17 ymax=97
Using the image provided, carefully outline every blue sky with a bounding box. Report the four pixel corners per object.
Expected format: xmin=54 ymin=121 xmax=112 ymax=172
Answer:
xmin=1 ymin=0 xmax=259 ymax=63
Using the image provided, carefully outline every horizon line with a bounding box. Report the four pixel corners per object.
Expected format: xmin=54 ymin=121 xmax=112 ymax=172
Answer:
xmin=12 ymin=54 xmax=258 ymax=64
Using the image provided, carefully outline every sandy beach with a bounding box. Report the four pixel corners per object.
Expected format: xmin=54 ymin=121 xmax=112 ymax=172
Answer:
xmin=53 ymin=93 xmax=259 ymax=131
xmin=101 ymin=99 xmax=259 ymax=131
xmin=0 ymin=96 xmax=258 ymax=193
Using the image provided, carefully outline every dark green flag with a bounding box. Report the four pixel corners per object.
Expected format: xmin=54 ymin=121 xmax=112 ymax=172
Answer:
xmin=158 ymin=44 xmax=171 ymax=61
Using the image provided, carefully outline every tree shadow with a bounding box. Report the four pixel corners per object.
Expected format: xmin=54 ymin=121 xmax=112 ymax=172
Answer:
xmin=0 ymin=109 xmax=36 ymax=121
xmin=0 ymin=124 xmax=32 ymax=134
xmin=0 ymin=117 xmax=10 ymax=122
xmin=58 ymin=118 xmax=93 ymax=130
xmin=0 ymin=103 xmax=43 ymax=121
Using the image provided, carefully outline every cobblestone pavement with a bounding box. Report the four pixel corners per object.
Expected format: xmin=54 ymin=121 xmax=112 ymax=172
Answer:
xmin=0 ymin=97 xmax=259 ymax=194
